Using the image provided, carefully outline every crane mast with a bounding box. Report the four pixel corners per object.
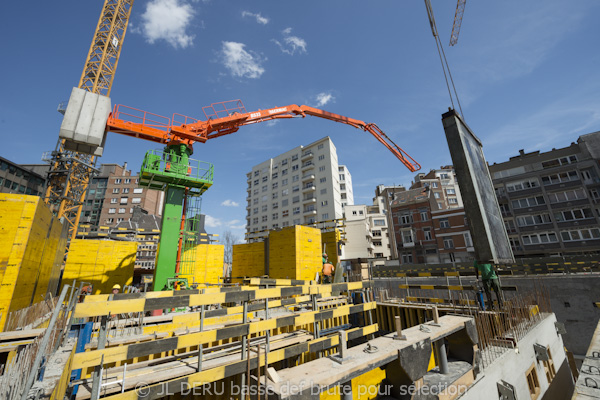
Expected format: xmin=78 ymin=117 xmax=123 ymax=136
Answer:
xmin=44 ymin=0 xmax=134 ymax=248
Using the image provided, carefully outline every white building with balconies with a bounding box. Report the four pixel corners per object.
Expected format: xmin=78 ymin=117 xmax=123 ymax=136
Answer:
xmin=245 ymin=137 xmax=351 ymax=242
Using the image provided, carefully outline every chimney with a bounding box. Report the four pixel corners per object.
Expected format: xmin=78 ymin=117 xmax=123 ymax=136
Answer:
xmin=518 ymin=149 xmax=525 ymax=156
xmin=123 ymin=162 xmax=127 ymax=175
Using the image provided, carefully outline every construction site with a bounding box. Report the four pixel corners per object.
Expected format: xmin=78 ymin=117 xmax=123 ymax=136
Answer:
xmin=1 ymin=1 xmax=600 ymax=400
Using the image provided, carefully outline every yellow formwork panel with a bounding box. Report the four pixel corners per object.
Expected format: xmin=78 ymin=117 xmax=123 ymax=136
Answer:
xmin=322 ymin=230 xmax=341 ymax=267
xmin=231 ymin=242 xmax=265 ymax=278
xmin=269 ymin=226 xmax=321 ymax=280
xmin=320 ymin=366 xmax=386 ymax=400
xmin=0 ymin=194 xmax=66 ymax=331
xmin=179 ymin=244 xmax=224 ymax=285
xmin=62 ymin=239 xmax=136 ymax=295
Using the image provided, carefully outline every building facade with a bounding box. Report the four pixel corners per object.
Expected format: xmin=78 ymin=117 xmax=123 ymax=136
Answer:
xmin=0 ymin=156 xmax=46 ymax=197
xmin=410 ymin=166 xmax=463 ymax=210
xmin=245 ymin=137 xmax=351 ymax=242
xmin=338 ymin=165 xmax=354 ymax=210
xmin=78 ymin=163 xmax=163 ymax=235
xmin=431 ymin=207 xmax=474 ymax=264
xmin=489 ymin=131 xmax=600 ymax=257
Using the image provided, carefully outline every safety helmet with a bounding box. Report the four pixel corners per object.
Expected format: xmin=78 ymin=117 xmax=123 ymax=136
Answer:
xmin=112 ymin=284 xmax=121 ymax=290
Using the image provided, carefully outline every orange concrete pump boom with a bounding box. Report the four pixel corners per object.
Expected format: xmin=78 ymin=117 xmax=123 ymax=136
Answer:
xmin=106 ymin=99 xmax=421 ymax=172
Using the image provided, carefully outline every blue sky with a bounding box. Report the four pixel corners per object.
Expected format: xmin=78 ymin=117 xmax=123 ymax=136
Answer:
xmin=1 ymin=0 xmax=599 ymax=242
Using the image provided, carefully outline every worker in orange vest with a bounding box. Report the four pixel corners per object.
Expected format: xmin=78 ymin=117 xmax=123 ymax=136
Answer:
xmin=322 ymin=253 xmax=335 ymax=284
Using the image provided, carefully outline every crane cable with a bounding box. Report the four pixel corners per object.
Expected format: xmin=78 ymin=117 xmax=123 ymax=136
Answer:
xmin=423 ymin=0 xmax=465 ymax=120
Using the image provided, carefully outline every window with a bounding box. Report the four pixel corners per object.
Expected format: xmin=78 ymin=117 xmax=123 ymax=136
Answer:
xmin=318 ymin=143 xmax=324 ymax=150
xmin=401 ymin=253 xmax=413 ymax=264
xmin=372 ymin=230 xmax=382 ymax=237
xmin=292 ymin=175 xmax=299 ymax=182
xmin=511 ymin=196 xmax=546 ymax=209
xmin=282 ymin=199 xmax=289 ymax=206
xmin=399 ymin=214 xmax=412 ymax=224
xmin=254 ymin=179 xmax=259 ymax=185
xmin=253 ymin=208 xmax=258 ymax=214
xmin=254 ymin=171 xmax=260 ymax=177
xmin=262 ymin=205 xmax=268 ymax=212
xmin=253 ymin=217 xmax=258 ymax=224
xmin=272 ymin=172 xmax=278 ymax=179
xmin=132 ymin=198 xmax=142 ymax=204
xmin=424 ymin=228 xmax=432 ymax=241
xmin=516 ymin=214 xmax=552 ymax=227
xmin=434 ymin=192 xmax=440 ymax=199
xmin=431 ymin=182 xmax=438 ymax=188
xmin=272 ymin=182 xmax=278 ymax=189
xmin=293 ymin=185 xmax=300 ymax=192
xmin=522 ymin=232 xmax=559 ymax=245
xmin=282 ymin=159 xmax=288 ymax=165
xmin=542 ymin=347 xmax=556 ymax=384
xmin=373 ymin=219 xmax=385 ymax=226
xmin=262 ymin=176 xmax=268 ymax=182
xmin=506 ymin=178 xmax=540 ymax=192
xmin=443 ymin=238 xmax=454 ymax=249
xmin=282 ymin=210 xmax=289 ymax=217
xmin=108 ymin=208 xmax=116 ymax=214
xmin=340 ymin=183 xmax=346 ymax=190
xmin=321 ymin=200 xmax=328 ymax=206
xmin=114 ymin=178 xmax=122 ymax=184
xmin=293 ymin=196 xmax=300 ymax=203
xmin=402 ymin=230 xmax=413 ymax=243
xmin=320 ymin=177 xmax=326 ymax=183
xmin=293 ymin=218 xmax=301 ymax=225
xmin=272 ymin=223 xmax=279 ymax=229
xmin=373 ymin=241 xmax=382 ymax=246
xmin=262 ymin=185 xmax=268 ymax=192
xmin=319 ymin=166 xmax=326 ymax=172
xmin=281 ymin=169 xmax=288 ymax=176
xmin=110 ymin=198 xmax=117 ymax=204
xmin=446 ymin=188 xmax=456 ymax=195
xmin=124 ymin=178 xmax=131 ymax=184
xmin=561 ymin=228 xmax=600 ymax=241
xmin=352 ymin=210 xmax=357 ymax=216
xmin=320 ymin=189 xmax=327 ymax=195
xmin=272 ymin=213 xmax=278 ymax=220
xmin=262 ymin=215 xmax=268 ymax=222
xmin=547 ymin=188 xmax=586 ymax=203
xmin=112 ymin=188 xmax=120 ymax=194
xmin=272 ymin=202 xmax=278 ymax=209
xmin=339 ymin=174 xmax=345 ymax=181
xmin=253 ymin=189 xmax=259 ymax=196
xmin=120 ymin=197 xmax=128 ymax=204
xmin=118 ymin=208 xmax=126 ymax=214
xmin=117 ymin=218 xmax=124 ymax=223
xmin=106 ymin=218 xmax=113 ymax=224
xmin=282 ymin=178 xmax=288 ymax=186
xmin=555 ymin=208 xmax=593 ymax=221
xmin=541 ymin=155 xmax=577 ymax=169
xmin=448 ymin=198 xmax=458 ymax=204
xmin=133 ymin=188 xmax=143 ymax=194
xmin=253 ymin=198 xmax=259 ymax=205
xmin=272 ymin=192 xmax=278 ymax=199
xmin=464 ymin=232 xmax=473 ymax=247
xmin=440 ymin=218 xmax=450 ymax=228
xmin=292 ymin=165 xmax=299 ymax=171
xmin=293 ymin=207 xmax=300 ymax=215
xmin=525 ymin=363 xmax=541 ymax=400
xmin=541 ymin=170 xmax=578 ymax=185
xmin=282 ymin=221 xmax=289 ymax=227
xmin=261 ymin=195 xmax=268 ymax=202
xmin=292 ymin=154 xmax=298 ymax=161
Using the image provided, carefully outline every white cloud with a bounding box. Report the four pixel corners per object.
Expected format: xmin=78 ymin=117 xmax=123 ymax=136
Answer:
xmin=138 ymin=0 xmax=196 ymax=49
xmin=204 ymin=215 xmax=221 ymax=228
xmin=221 ymin=199 xmax=239 ymax=207
xmin=220 ymin=41 xmax=265 ymax=79
xmin=272 ymin=27 xmax=307 ymax=55
xmin=314 ymin=92 xmax=335 ymax=107
xmin=241 ymin=11 xmax=269 ymax=25
xmin=227 ymin=219 xmax=247 ymax=230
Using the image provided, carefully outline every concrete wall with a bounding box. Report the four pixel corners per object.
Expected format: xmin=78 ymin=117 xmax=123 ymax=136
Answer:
xmin=462 ymin=314 xmax=573 ymax=399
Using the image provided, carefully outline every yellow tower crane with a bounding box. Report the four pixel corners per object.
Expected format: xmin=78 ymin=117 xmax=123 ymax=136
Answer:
xmin=43 ymin=0 xmax=134 ymax=250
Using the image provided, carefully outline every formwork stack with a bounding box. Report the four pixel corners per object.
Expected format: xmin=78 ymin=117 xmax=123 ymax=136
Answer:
xmin=0 ymin=194 xmax=66 ymax=331
xmin=231 ymin=241 xmax=265 ymax=278
xmin=179 ymin=243 xmax=225 ymax=286
xmin=321 ymin=229 xmax=341 ymax=267
xmin=61 ymin=239 xmax=137 ymax=295
xmin=269 ymin=225 xmax=321 ymax=280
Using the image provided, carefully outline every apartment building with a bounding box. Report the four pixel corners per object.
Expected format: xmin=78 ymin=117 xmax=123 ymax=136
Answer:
xmin=489 ymin=131 xmax=600 ymax=257
xmin=343 ymin=193 xmax=391 ymax=263
xmin=410 ymin=166 xmax=463 ymax=209
xmin=0 ymin=156 xmax=46 ymax=196
xmin=78 ymin=163 xmax=163 ymax=235
xmin=431 ymin=208 xmax=474 ymax=264
xmin=338 ymin=165 xmax=354 ymax=210
xmin=245 ymin=137 xmax=351 ymax=242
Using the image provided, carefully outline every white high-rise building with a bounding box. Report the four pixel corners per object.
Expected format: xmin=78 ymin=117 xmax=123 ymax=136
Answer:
xmin=338 ymin=165 xmax=354 ymax=210
xmin=245 ymin=137 xmax=352 ymax=242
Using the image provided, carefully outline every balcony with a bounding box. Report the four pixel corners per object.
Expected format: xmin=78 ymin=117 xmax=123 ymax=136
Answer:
xmin=303 ymin=209 xmax=316 ymax=215
xmin=302 ymin=174 xmax=315 ymax=182
xmin=301 ymin=151 xmax=314 ymax=159
xmin=303 ymin=196 xmax=316 ymax=204
xmin=302 ymin=184 xmax=316 ymax=192
xmin=301 ymin=161 xmax=314 ymax=170
xmin=403 ymin=242 xmax=415 ymax=248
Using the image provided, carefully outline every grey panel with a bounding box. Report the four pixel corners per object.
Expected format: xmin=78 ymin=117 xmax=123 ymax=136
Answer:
xmin=59 ymin=87 xmax=86 ymax=140
xmin=442 ymin=109 xmax=514 ymax=263
xmin=74 ymin=91 xmax=99 ymax=143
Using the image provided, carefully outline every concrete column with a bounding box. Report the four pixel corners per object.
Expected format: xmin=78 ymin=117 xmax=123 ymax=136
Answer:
xmin=436 ymin=340 xmax=449 ymax=374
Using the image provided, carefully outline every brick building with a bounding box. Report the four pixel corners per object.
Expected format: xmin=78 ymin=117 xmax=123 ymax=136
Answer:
xmin=431 ymin=208 xmax=475 ymax=264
